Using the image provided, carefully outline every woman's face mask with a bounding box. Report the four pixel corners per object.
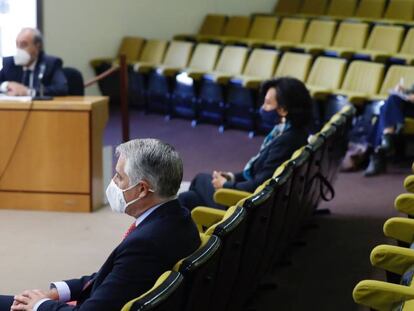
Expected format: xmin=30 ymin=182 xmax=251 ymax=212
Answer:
xmin=259 ymin=107 xmax=281 ymax=125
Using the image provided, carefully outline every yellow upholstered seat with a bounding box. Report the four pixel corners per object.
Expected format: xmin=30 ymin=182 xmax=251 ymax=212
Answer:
xmin=258 ymin=17 xmax=308 ymax=50
xmin=384 ymin=217 xmax=414 ymax=245
xmin=332 ymin=60 xmax=384 ymax=105
xmin=294 ymin=19 xmax=337 ymax=54
xmin=90 ymin=36 xmax=144 ymax=68
xmin=354 ymin=0 xmax=386 ymax=21
xmin=274 ymin=52 xmax=313 ymax=81
xmin=306 ymin=56 xmax=347 ymax=99
xmin=121 ymin=271 xmax=184 ymax=311
xmin=393 ymin=28 xmax=414 ymax=65
xmin=355 ymin=25 xmax=405 ymax=62
xmin=383 ymin=0 xmax=414 ymax=22
xmin=324 ymin=21 xmax=370 ymax=58
xmin=178 ymin=43 xmax=221 ymax=80
xmin=132 ymin=39 xmax=169 ymax=73
xmin=133 ymin=41 xmax=193 ymax=76
xmin=273 ymin=0 xmax=302 ymax=15
xmin=298 ymin=0 xmax=329 ymax=16
xmin=225 ymin=16 xmax=278 ymax=46
xmin=200 ymin=46 xmax=248 ymax=84
xmin=325 ymin=0 xmax=358 ymax=19
xmin=174 ymin=14 xmax=227 ymax=41
xmin=197 ymin=15 xmax=251 ymax=43
xmin=229 ymin=48 xmax=279 ymax=89
xmin=370 ymin=65 xmax=414 ymax=101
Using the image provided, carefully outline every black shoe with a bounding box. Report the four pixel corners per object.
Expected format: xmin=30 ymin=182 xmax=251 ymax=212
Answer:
xmin=379 ymin=133 xmax=394 ymax=155
xmin=364 ymin=152 xmax=386 ymax=177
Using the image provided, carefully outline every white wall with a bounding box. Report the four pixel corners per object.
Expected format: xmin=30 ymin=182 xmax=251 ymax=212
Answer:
xmin=43 ymin=0 xmax=275 ymax=95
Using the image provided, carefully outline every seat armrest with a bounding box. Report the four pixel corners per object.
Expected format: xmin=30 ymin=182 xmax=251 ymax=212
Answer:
xmin=384 ymin=217 xmax=414 ymax=244
xmin=370 ymin=244 xmax=414 ymax=275
xmin=174 ymin=34 xmax=196 ymax=41
xmin=395 ymin=193 xmax=414 ymax=216
xmin=191 ymin=206 xmax=226 ymax=232
xmin=307 ymin=85 xmax=333 ymax=99
xmin=156 ymin=66 xmax=181 ymax=77
xmin=353 ymin=279 xmax=414 ymax=311
xmin=404 ymin=175 xmax=414 ymax=193
xmin=213 ymin=188 xmax=252 ymax=206
xmin=185 ymin=69 xmax=208 ymax=80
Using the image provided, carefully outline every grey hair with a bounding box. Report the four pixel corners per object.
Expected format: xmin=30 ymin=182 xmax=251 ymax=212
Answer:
xmin=116 ymin=138 xmax=183 ymax=198
xmin=20 ymin=28 xmax=43 ymax=50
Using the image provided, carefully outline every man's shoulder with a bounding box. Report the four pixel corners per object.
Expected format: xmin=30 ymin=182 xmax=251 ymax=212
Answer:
xmin=2 ymin=56 xmax=16 ymax=68
xmin=40 ymin=52 xmax=63 ymax=67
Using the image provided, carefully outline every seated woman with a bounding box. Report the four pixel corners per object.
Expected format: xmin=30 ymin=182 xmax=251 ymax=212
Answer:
xmin=178 ymin=77 xmax=313 ymax=210
xmin=365 ymin=83 xmax=414 ymax=177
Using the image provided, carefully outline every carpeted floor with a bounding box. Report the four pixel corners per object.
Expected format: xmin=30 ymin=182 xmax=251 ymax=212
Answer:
xmin=0 ymin=109 xmax=410 ymax=310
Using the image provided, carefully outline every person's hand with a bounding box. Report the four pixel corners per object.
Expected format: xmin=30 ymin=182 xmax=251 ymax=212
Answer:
xmin=11 ymin=289 xmax=55 ymax=311
xmin=212 ymin=170 xmax=232 ymax=181
xmin=407 ymin=94 xmax=414 ymax=103
xmin=7 ymin=82 xmax=29 ymax=96
xmin=212 ymin=174 xmax=227 ymax=190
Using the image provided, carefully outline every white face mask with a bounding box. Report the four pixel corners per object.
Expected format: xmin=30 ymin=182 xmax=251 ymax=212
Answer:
xmin=105 ymin=179 xmax=154 ymax=214
xmin=14 ymin=48 xmax=31 ymax=66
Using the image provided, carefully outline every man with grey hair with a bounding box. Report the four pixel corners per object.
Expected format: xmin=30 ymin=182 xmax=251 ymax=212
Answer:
xmin=0 ymin=138 xmax=200 ymax=311
xmin=0 ymin=27 xmax=68 ymax=97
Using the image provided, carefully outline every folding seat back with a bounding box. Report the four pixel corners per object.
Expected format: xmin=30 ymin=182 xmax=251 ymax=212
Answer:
xmin=222 ymin=15 xmax=252 ymax=38
xmin=139 ymin=39 xmax=169 ymax=63
xmin=302 ymin=19 xmax=337 ymax=47
xmin=274 ymin=52 xmax=313 ymax=81
xmin=355 ymin=0 xmax=386 ymax=19
xmin=121 ymin=271 xmax=185 ymax=311
xmin=117 ymin=37 xmax=145 ymax=63
xmin=340 ymin=60 xmax=385 ymax=94
xmin=274 ymin=17 xmax=308 ymax=43
xmin=204 ymin=206 xmax=248 ymax=311
xmin=326 ymin=0 xmax=358 ymax=17
xmin=247 ymin=16 xmax=278 ymax=40
xmin=305 ymin=136 xmax=326 ymax=213
xmin=187 ymin=43 xmax=220 ymax=71
xmin=161 ymin=41 xmax=194 ymax=68
xmin=261 ymin=165 xmax=293 ymax=271
xmin=379 ymin=65 xmax=414 ymax=96
xmin=175 ymin=234 xmax=222 ymax=311
xmin=365 ymin=25 xmax=405 ymax=53
xmin=299 ymin=0 xmax=329 ymax=15
xmin=279 ymin=149 xmax=312 ymax=246
xmin=384 ymin=0 xmax=414 ymax=21
xmin=400 ymin=28 xmax=414 ymax=55
xmin=215 ymin=46 xmax=248 ymax=74
xmin=332 ymin=22 xmax=370 ymax=50
xmin=227 ymin=183 xmax=279 ymax=311
xmin=243 ymin=49 xmax=279 ymax=78
xmin=199 ymin=14 xmax=227 ymax=36
xmin=274 ymin=0 xmax=302 ymax=14
xmin=307 ymin=56 xmax=347 ymax=89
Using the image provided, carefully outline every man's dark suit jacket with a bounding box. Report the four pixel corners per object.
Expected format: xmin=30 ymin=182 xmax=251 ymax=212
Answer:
xmin=39 ymin=199 xmax=200 ymax=311
xmin=0 ymin=51 xmax=68 ymax=96
xmin=223 ymin=126 xmax=308 ymax=192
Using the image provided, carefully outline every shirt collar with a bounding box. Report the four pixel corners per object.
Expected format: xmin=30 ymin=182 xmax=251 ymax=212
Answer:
xmin=134 ymin=196 xmax=176 ymax=227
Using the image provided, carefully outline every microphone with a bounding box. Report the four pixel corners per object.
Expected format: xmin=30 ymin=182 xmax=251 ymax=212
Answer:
xmin=38 ymin=63 xmax=46 ymax=97
xmin=34 ymin=63 xmax=52 ymax=100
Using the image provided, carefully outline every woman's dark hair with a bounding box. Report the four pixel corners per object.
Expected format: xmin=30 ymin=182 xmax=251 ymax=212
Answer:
xmin=260 ymin=77 xmax=313 ymax=128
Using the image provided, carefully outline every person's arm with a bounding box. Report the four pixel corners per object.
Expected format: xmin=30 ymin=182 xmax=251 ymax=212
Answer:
xmin=223 ymin=134 xmax=298 ymax=192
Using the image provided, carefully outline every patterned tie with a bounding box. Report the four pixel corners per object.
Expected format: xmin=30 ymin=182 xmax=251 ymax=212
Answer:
xmin=123 ymin=222 xmax=137 ymax=240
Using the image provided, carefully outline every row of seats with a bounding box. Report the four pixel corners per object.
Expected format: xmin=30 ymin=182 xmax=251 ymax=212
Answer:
xmin=353 ymin=168 xmax=414 ymax=310
xmin=273 ymin=0 xmax=414 ymax=23
xmin=121 ymin=105 xmax=356 ymax=311
xmin=175 ymin=15 xmax=414 ymax=64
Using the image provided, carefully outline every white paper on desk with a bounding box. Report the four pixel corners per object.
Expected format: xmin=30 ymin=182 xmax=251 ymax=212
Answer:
xmin=388 ymin=90 xmax=410 ymax=101
xmin=0 ymin=94 xmax=32 ymax=102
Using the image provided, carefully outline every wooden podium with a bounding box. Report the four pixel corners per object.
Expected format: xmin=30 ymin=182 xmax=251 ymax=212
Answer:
xmin=0 ymin=96 xmax=109 ymax=212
